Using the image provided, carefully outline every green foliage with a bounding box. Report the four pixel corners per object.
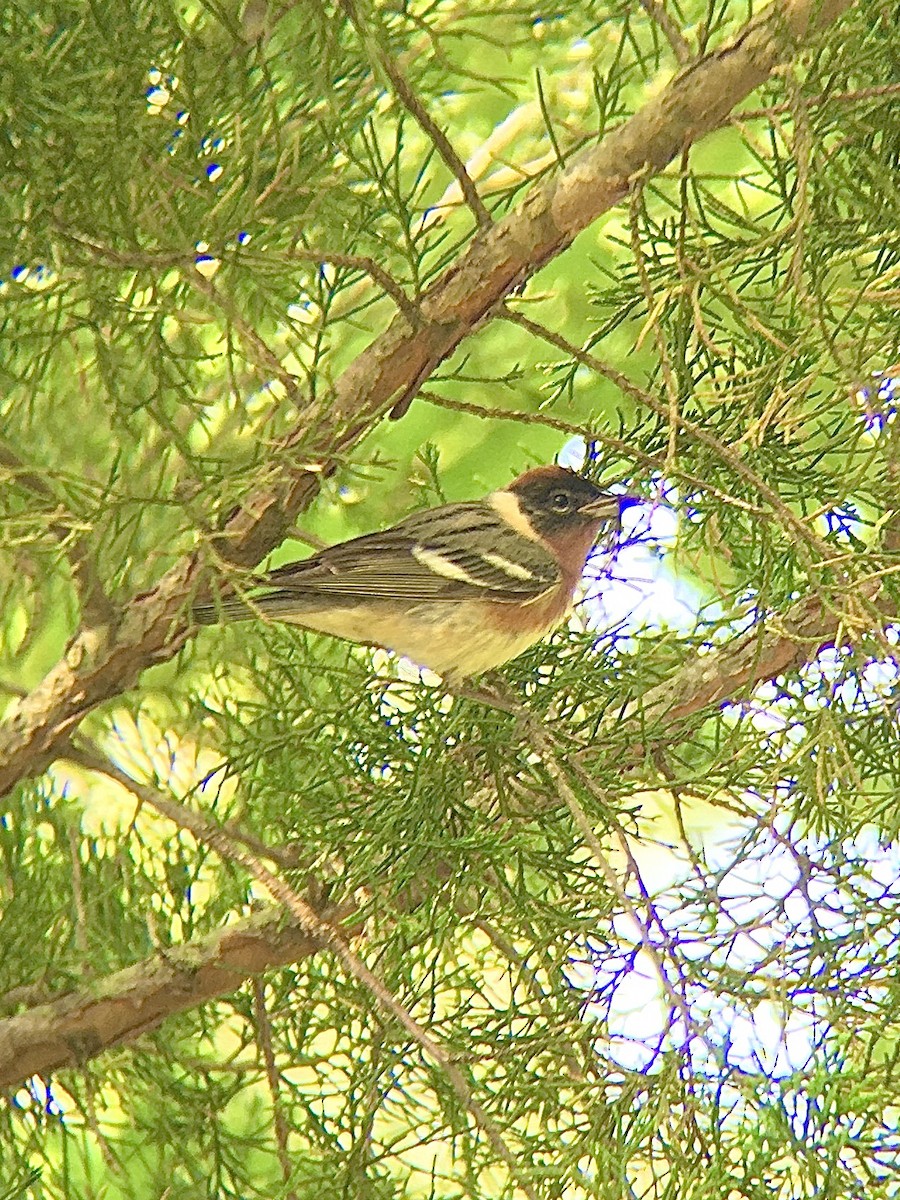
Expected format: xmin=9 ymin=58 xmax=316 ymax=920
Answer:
xmin=2 ymin=0 xmax=900 ymax=1197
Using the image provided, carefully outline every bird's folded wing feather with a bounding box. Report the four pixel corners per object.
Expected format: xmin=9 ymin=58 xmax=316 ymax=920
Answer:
xmin=264 ymin=501 xmax=560 ymax=603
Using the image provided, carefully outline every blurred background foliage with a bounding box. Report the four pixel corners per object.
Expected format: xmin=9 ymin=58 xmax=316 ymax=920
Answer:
xmin=1 ymin=0 xmax=900 ymax=1196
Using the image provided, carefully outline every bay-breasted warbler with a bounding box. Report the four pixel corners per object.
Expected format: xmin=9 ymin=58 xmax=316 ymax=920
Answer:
xmin=195 ymin=465 xmax=631 ymax=680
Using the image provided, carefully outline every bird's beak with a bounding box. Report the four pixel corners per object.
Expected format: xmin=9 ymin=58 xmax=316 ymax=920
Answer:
xmin=578 ymin=493 xmax=639 ymax=519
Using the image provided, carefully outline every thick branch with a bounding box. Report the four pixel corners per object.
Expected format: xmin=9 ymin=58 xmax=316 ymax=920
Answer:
xmin=0 ymin=907 xmax=328 ymax=1089
xmin=0 ymin=0 xmax=852 ymax=799
xmin=630 ymin=589 xmax=882 ymax=733
xmin=9 ymin=743 xmax=538 ymax=1195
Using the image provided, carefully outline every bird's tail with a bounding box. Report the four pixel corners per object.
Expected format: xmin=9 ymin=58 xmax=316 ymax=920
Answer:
xmin=193 ymin=590 xmax=321 ymax=626
xmin=193 ymin=597 xmax=257 ymax=625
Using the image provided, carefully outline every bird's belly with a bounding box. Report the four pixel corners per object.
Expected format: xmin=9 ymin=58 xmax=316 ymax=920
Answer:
xmin=284 ymin=600 xmax=560 ymax=679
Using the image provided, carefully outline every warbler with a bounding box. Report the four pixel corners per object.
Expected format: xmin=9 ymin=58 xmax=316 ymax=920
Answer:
xmin=195 ymin=465 xmax=630 ymax=680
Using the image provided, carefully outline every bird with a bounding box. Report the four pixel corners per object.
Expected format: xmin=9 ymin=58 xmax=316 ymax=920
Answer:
xmin=194 ymin=465 xmax=631 ymax=681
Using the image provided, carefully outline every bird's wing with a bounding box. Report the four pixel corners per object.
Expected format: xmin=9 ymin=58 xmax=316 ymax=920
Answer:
xmin=264 ymin=501 xmax=560 ymax=603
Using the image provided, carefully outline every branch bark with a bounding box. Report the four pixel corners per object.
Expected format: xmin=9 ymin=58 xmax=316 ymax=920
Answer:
xmin=0 ymin=0 xmax=852 ymax=799
xmin=630 ymin=590 xmax=881 ymax=732
xmin=0 ymin=907 xmax=329 ymax=1089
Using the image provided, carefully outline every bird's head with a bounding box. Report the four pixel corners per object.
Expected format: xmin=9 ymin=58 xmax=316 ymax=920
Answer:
xmin=503 ymin=465 xmax=630 ymax=541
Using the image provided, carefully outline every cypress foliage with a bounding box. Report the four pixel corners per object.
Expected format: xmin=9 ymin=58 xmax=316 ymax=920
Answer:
xmin=1 ymin=1 xmax=898 ymax=1196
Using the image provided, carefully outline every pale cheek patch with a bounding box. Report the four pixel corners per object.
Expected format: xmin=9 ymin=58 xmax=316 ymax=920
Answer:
xmin=480 ymin=551 xmax=534 ymax=581
xmin=488 ymin=490 xmax=542 ymax=542
xmin=412 ymin=545 xmax=481 ymax=585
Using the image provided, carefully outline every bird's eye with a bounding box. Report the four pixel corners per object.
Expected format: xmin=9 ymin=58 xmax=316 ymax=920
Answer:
xmin=550 ymin=492 xmax=571 ymax=512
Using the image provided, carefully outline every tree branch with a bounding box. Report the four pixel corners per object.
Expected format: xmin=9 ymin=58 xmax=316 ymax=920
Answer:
xmin=28 ymin=741 xmax=540 ymax=1198
xmin=0 ymin=905 xmax=330 ymax=1089
xmin=627 ymin=589 xmax=883 ymax=734
xmin=636 ymin=0 xmax=692 ymax=64
xmin=0 ymin=0 xmax=853 ymax=799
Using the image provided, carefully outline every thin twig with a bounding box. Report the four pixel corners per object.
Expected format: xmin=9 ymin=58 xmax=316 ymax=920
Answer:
xmin=252 ymin=979 xmax=298 ymax=1200
xmin=0 ymin=441 xmax=114 ymax=627
xmin=78 ymin=1073 xmax=121 ymax=1170
xmin=60 ymin=228 xmax=301 ymax=399
xmin=67 ymin=824 xmax=89 ymax=962
xmin=379 ymin=55 xmax=492 ymax=228
xmin=189 ymin=273 xmax=301 ymax=400
xmin=57 ymin=229 xmax=189 ymax=269
xmin=637 ymin=0 xmax=692 ymax=63
xmin=418 ymin=389 xmax=766 ymax=515
xmin=219 ymin=820 xmax=305 ymax=870
xmin=288 ymin=246 xmax=422 ymax=327
xmin=785 ymin=71 xmax=811 ymax=304
xmin=629 ymin=177 xmax=681 ymax=483
xmin=470 ymin=917 xmax=585 ymax=1081
xmin=534 ymin=69 xmax=566 ymax=170
xmin=339 ymin=0 xmax=491 ymax=228
xmin=523 ymin=719 xmax=711 ymax=1054
xmin=562 ymin=752 xmax=709 ymax=1025
xmin=735 ymin=81 xmax=900 ymax=122
xmin=62 ymin=229 xmax=422 ymax=329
